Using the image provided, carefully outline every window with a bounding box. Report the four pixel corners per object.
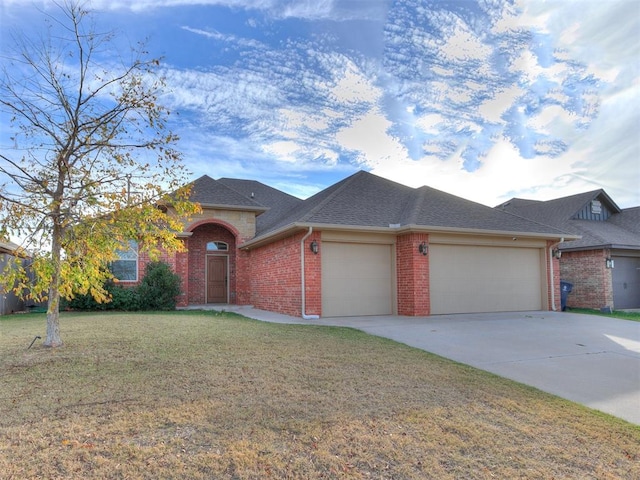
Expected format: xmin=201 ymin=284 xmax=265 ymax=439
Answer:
xmin=206 ymin=241 xmax=228 ymax=251
xmin=110 ymin=240 xmax=138 ymax=281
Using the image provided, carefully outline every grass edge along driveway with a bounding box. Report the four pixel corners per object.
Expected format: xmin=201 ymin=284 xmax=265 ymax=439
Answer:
xmin=1 ymin=311 xmax=638 ymax=479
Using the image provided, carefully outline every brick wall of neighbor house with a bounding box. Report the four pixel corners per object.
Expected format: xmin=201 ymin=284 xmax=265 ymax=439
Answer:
xmin=249 ymin=231 xmax=318 ymax=317
xmin=396 ymin=233 xmax=430 ymax=316
xmin=560 ymin=249 xmax=614 ymax=310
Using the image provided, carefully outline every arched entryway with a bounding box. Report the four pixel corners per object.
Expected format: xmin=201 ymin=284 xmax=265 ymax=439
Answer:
xmin=187 ymin=222 xmax=238 ymax=305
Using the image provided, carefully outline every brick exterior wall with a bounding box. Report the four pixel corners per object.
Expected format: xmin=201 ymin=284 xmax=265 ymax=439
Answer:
xmin=304 ymin=234 xmax=321 ymax=316
xmin=560 ymin=249 xmax=614 ymax=310
xmin=135 ymin=217 xmax=250 ymax=308
xmin=175 ymin=247 xmax=189 ymax=307
xmin=136 ymin=206 xmax=563 ymax=316
xmin=186 ymin=223 xmax=238 ymax=305
xmin=235 ymin=248 xmax=252 ymax=306
xmin=248 ymin=231 xmax=321 ymax=317
xmin=132 ymin=246 xmax=177 ymax=286
xmin=396 ymin=233 xmax=430 ymax=316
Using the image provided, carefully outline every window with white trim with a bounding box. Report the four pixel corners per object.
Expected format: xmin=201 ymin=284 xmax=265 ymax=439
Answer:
xmin=110 ymin=240 xmax=139 ymax=281
xmin=206 ymin=241 xmax=228 ymax=251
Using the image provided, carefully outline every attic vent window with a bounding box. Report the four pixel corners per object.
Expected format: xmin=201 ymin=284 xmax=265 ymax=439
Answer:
xmin=591 ymin=200 xmax=602 ymax=215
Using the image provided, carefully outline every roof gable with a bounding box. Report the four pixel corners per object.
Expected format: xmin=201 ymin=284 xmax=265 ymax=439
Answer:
xmin=498 ymin=189 xmax=638 ymax=250
xmin=187 ymin=175 xmax=266 ymax=212
xmin=497 ymin=189 xmax=621 ymax=225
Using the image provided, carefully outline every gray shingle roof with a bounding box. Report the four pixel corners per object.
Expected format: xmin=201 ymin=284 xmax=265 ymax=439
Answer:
xmin=257 ymin=171 xmax=570 ymax=238
xmin=498 ymin=190 xmax=639 ymax=250
xmin=217 ymin=178 xmax=303 ymax=232
xmin=609 ymin=207 xmax=640 ymax=235
xmin=183 ymin=171 xmax=576 ymax=244
xmin=186 ymin=175 xmax=267 ymax=211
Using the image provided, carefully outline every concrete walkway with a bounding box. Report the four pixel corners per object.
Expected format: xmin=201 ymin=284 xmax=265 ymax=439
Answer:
xmin=193 ymin=306 xmax=640 ymax=425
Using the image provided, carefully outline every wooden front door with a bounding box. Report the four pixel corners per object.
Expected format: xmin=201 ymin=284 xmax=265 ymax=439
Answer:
xmin=207 ymin=256 xmax=227 ymax=303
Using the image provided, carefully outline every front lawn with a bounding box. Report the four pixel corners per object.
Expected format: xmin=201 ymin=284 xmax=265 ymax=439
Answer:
xmin=1 ymin=312 xmax=638 ymax=479
xmin=568 ymin=308 xmax=640 ymax=322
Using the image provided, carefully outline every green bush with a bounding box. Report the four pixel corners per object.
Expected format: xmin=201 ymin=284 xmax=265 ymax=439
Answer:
xmin=63 ymin=261 xmax=180 ymax=311
xmin=137 ymin=261 xmax=181 ymax=311
xmin=63 ymin=291 xmax=106 ymax=311
xmin=63 ymin=282 xmax=138 ymax=311
xmin=109 ymin=284 xmax=141 ymax=311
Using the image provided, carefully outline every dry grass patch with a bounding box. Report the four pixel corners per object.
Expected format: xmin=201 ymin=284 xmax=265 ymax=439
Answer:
xmin=1 ymin=312 xmax=638 ymax=479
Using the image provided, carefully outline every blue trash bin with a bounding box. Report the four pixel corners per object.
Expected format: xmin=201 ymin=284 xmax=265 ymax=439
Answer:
xmin=560 ymin=281 xmax=573 ymax=311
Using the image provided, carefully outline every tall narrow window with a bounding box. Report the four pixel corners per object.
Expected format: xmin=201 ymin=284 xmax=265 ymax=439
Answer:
xmin=206 ymin=241 xmax=229 ymax=251
xmin=110 ymin=240 xmax=138 ymax=281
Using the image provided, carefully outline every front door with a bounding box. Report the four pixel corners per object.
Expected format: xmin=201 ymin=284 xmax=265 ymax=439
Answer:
xmin=207 ymin=256 xmax=227 ymax=303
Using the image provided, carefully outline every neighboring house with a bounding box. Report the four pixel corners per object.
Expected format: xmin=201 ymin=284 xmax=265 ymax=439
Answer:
xmin=0 ymin=240 xmax=27 ymax=315
xmin=122 ymin=171 xmax=575 ymax=317
xmin=498 ymin=190 xmax=640 ymax=311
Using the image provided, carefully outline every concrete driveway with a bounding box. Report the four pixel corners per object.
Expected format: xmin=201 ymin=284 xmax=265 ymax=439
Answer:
xmin=236 ymin=308 xmax=640 ymax=424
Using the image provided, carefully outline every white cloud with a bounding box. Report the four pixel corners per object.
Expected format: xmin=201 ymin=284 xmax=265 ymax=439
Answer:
xmin=330 ymin=62 xmax=380 ymax=104
xmin=335 ymin=109 xmax=408 ymax=168
xmin=440 ymin=23 xmax=492 ymax=62
xmin=478 ymin=85 xmax=522 ymax=124
xmin=511 ymin=0 xmax=640 ymax=207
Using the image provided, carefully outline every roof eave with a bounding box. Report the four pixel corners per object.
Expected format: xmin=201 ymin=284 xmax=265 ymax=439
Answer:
xmin=398 ymin=224 xmax=579 ymax=241
xmin=198 ymin=203 xmax=268 ymax=215
xmin=560 ymin=243 xmax=640 ymax=252
xmin=239 ymin=222 xmax=580 ymax=250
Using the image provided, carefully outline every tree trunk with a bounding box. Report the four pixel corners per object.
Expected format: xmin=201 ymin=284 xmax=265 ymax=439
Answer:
xmin=44 ymin=219 xmax=64 ymax=348
xmin=44 ymin=288 xmax=63 ymax=347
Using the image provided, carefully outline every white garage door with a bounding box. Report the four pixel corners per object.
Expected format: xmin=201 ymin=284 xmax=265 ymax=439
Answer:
xmin=322 ymin=242 xmax=393 ymax=317
xmin=430 ymin=244 xmax=544 ymax=314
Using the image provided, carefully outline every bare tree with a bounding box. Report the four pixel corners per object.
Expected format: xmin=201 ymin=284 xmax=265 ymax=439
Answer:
xmin=0 ymin=1 xmax=197 ymax=347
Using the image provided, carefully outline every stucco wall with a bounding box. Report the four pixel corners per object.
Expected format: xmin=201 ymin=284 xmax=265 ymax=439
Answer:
xmin=184 ymin=208 xmax=256 ymax=242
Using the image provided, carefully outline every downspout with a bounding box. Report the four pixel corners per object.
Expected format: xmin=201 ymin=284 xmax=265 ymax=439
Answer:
xmin=549 ymin=238 xmax=564 ymax=311
xmin=301 ymin=227 xmax=320 ymax=320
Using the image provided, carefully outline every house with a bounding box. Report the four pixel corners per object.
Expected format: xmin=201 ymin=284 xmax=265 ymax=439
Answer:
xmin=123 ymin=171 xmax=576 ymax=317
xmin=0 ymin=240 xmax=27 ymax=315
xmin=498 ymin=190 xmax=640 ymax=311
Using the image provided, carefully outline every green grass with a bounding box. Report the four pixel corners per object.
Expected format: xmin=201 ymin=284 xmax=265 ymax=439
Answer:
xmin=567 ymin=307 xmax=640 ymax=322
xmin=1 ymin=311 xmax=638 ymax=479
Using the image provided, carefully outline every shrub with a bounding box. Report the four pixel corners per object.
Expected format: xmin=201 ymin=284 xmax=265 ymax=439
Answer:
xmin=109 ymin=284 xmax=141 ymax=311
xmin=137 ymin=261 xmax=181 ymax=311
xmin=63 ymin=261 xmax=179 ymax=311
xmin=63 ymin=291 xmax=106 ymax=311
xmin=63 ymin=282 xmax=139 ymax=311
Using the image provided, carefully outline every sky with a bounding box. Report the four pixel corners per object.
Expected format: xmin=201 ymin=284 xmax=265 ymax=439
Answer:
xmin=1 ymin=0 xmax=639 ymax=209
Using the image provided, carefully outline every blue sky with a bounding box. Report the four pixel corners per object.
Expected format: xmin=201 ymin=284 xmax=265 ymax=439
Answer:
xmin=1 ymin=0 xmax=639 ymax=208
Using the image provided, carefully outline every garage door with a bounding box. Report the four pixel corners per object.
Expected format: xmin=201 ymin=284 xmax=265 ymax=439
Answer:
xmin=430 ymin=244 xmax=544 ymax=314
xmin=612 ymin=256 xmax=640 ymax=309
xmin=322 ymin=242 xmax=393 ymax=317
